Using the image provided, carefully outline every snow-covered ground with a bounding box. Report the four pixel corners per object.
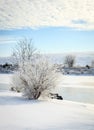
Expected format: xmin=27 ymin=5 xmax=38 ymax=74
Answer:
xmin=56 ymin=75 xmax=94 ymax=104
xmin=0 ymin=74 xmax=94 ymax=130
xmin=58 ymin=75 xmax=94 ymax=88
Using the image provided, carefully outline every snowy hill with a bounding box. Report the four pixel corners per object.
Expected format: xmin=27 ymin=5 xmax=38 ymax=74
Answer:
xmin=0 ymin=57 xmax=14 ymax=64
xmin=0 ymin=52 xmax=94 ymax=66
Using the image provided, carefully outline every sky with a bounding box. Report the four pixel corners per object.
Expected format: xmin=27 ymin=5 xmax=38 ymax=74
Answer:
xmin=0 ymin=0 xmax=94 ymax=57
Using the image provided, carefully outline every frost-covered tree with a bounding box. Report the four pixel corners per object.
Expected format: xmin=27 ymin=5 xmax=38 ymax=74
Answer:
xmin=12 ymin=38 xmax=37 ymax=69
xmin=64 ymin=55 xmax=75 ymax=68
xmin=12 ymin=38 xmax=60 ymax=99
xmin=12 ymin=58 xmax=59 ymax=99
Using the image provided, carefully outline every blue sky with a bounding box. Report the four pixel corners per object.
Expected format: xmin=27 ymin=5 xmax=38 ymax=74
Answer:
xmin=0 ymin=27 xmax=94 ymax=57
xmin=0 ymin=0 xmax=94 ymax=57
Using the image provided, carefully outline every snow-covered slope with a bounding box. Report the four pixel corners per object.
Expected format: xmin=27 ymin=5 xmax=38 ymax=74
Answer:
xmin=0 ymin=91 xmax=94 ymax=130
xmin=0 ymin=74 xmax=94 ymax=130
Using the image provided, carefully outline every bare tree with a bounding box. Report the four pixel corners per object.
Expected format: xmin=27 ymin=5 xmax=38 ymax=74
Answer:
xmin=12 ymin=57 xmax=59 ymax=99
xmin=12 ymin=38 xmax=37 ymax=69
xmin=64 ymin=55 xmax=75 ymax=68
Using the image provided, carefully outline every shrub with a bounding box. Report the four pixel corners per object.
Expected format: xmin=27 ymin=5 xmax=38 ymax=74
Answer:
xmin=12 ymin=58 xmax=59 ymax=99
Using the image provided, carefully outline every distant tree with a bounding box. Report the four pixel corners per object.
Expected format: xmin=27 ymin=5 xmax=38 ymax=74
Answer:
xmin=64 ymin=55 xmax=75 ymax=68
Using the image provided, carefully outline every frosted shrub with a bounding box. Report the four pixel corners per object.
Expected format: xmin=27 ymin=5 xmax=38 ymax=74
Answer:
xmin=12 ymin=58 xmax=59 ymax=99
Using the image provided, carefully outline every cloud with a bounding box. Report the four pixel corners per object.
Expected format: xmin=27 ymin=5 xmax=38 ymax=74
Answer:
xmin=72 ymin=20 xmax=87 ymax=25
xmin=0 ymin=0 xmax=94 ymax=30
xmin=0 ymin=36 xmax=17 ymax=44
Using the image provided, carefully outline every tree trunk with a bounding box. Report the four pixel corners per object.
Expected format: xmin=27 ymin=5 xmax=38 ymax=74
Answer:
xmin=34 ymin=91 xmax=41 ymax=99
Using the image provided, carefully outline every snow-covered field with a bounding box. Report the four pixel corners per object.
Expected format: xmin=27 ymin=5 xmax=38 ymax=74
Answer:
xmin=0 ymin=74 xmax=94 ymax=130
xmin=58 ymin=75 xmax=94 ymax=88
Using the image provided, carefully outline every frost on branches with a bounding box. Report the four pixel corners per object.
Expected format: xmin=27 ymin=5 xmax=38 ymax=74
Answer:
xmin=12 ymin=58 xmax=59 ymax=99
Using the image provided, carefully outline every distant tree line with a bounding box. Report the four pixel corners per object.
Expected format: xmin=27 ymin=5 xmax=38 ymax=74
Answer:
xmin=0 ymin=63 xmax=12 ymax=68
xmin=0 ymin=62 xmax=18 ymax=73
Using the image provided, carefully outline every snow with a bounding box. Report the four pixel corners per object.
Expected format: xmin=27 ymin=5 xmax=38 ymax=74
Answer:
xmin=0 ymin=74 xmax=94 ymax=130
xmin=58 ymin=75 xmax=94 ymax=88
xmin=0 ymin=74 xmax=12 ymax=84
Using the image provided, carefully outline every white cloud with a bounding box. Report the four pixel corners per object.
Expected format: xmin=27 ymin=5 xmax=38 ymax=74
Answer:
xmin=0 ymin=0 xmax=94 ymax=30
xmin=0 ymin=36 xmax=17 ymax=44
